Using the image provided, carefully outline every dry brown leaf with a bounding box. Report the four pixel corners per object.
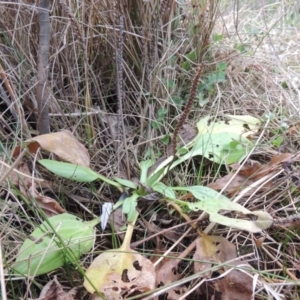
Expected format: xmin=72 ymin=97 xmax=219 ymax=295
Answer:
xmin=288 ymin=126 xmax=299 ymax=136
xmin=109 ymin=207 xmax=126 ymax=240
xmin=29 ymin=276 xmax=77 ymax=300
xmin=31 ymin=190 xmax=65 ymax=215
xmin=141 ymin=218 xmax=179 ymax=243
xmin=152 ymin=238 xmax=186 ymax=299
xmin=194 ymin=235 xmax=220 ymax=277
xmin=255 ymin=236 xmax=266 ymax=248
xmin=84 ymin=215 xmax=155 ymax=299
xmin=84 ymin=248 xmax=156 ymax=299
xmin=12 ymin=162 xmax=65 ymax=216
xmin=13 ymin=130 xmax=90 ymax=167
xmin=208 ymin=160 xmax=263 ymax=197
xmin=208 ymin=153 xmax=299 ymax=197
xmin=212 ymin=270 xmax=253 ymax=300
xmin=194 ymin=235 xmax=253 ymax=300
xmin=155 ymin=257 xmax=186 ymax=299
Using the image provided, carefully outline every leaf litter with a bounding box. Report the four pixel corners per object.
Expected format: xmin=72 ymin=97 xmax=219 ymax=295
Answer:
xmin=194 ymin=235 xmax=253 ymax=300
xmin=3 ymin=161 xmax=65 ymax=216
xmin=29 ymin=276 xmax=78 ymax=300
xmin=151 ymin=238 xmax=188 ymax=299
xmin=2 ymin=130 xmax=92 ymax=216
xmin=208 ymin=153 xmax=300 ymax=198
xmin=5 ymin=127 xmax=300 ymax=299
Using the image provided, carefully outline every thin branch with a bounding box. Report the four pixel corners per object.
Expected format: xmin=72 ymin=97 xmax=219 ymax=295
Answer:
xmin=36 ymin=0 xmax=50 ymax=134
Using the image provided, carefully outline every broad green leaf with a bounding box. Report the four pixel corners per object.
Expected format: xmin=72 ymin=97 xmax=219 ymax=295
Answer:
xmin=149 ymin=134 xmax=250 ymax=179
xmin=114 ymin=177 xmax=137 ymax=189
xmin=147 ymin=168 xmax=165 ymax=187
xmin=195 ymin=114 xmax=260 ymax=162
xmin=39 ymin=159 xmax=99 ymax=182
xmin=218 ymin=62 xmax=227 ymax=71
xmin=174 ymin=186 xmax=272 ymax=232
xmin=112 ymin=192 xmax=130 ymax=211
xmin=174 ymin=132 xmax=253 ymax=164
xmin=177 ymin=147 xmax=189 ymax=155
xmin=39 ymin=159 xmax=122 ymax=190
xmin=197 ymin=115 xmax=260 ymax=137
xmin=147 ymin=167 xmax=166 ymax=186
xmin=158 ymin=108 xmax=167 ymax=119
xmin=150 ymin=115 xmax=260 ymax=180
xmin=14 ymin=213 xmax=98 ymax=276
xmin=212 ymin=34 xmax=223 ymax=42
xmin=122 ymin=193 xmax=140 ymax=222
xmin=271 ymin=136 xmax=283 ymax=148
xmin=181 ymin=50 xmax=197 ymax=70
xmin=205 ymin=71 xmax=226 ymax=86
xmin=182 ymin=61 xmax=190 ymax=71
xmin=148 ymin=155 xmax=174 ymax=178
xmin=186 ymin=198 xmax=272 ymax=232
xmin=151 ymin=120 xmax=160 ymax=129
xmin=160 ymin=135 xmax=170 ymax=145
xmin=152 ymin=182 xmax=176 ymax=199
xmin=139 ymin=160 xmax=154 ymax=184
xmin=172 ymin=185 xmax=229 ymax=201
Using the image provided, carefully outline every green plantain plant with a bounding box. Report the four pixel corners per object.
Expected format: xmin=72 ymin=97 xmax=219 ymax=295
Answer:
xmin=13 ymin=63 xmax=273 ymax=277
xmin=38 ymin=110 xmax=272 ymax=234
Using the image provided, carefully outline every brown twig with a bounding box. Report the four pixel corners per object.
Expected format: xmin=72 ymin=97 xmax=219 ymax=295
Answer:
xmin=36 ymin=0 xmax=50 ymax=134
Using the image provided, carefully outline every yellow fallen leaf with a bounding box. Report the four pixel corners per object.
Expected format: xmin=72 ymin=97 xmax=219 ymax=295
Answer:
xmin=84 ymin=214 xmax=156 ymax=298
xmin=84 ymin=248 xmax=155 ymax=297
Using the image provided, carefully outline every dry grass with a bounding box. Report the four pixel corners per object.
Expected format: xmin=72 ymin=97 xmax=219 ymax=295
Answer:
xmin=1 ymin=0 xmax=300 ymax=299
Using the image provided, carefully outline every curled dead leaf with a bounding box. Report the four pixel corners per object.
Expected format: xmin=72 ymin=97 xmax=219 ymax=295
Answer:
xmin=13 ymin=130 xmax=90 ymax=167
xmin=255 ymin=236 xmax=266 ymax=248
xmin=9 ymin=162 xmax=64 ymax=216
xmin=194 ymin=235 xmax=253 ymax=300
xmin=29 ymin=276 xmax=77 ymax=300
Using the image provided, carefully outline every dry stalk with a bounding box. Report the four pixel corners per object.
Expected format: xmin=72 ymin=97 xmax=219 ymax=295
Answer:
xmin=36 ymin=0 xmax=50 ymax=134
xmin=148 ymin=0 xmax=169 ymax=74
xmin=59 ymin=0 xmax=86 ymax=57
xmin=171 ymin=63 xmax=205 ymax=157
xmin=116 ymin=14 xmax=130 ymax=179
xmin=59 ymin=0 xmax=95 ymax=139
xmin=117 ymin=15 xmax=125 ymax=153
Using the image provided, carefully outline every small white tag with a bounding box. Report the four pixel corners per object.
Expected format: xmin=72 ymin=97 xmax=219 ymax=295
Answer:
xmin=100 ymin=203 xmax=114 ymax=231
